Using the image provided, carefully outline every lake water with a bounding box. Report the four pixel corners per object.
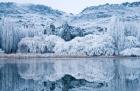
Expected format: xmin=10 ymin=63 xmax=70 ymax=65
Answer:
xmin=0 ymin=57 xmax=140 ymax=91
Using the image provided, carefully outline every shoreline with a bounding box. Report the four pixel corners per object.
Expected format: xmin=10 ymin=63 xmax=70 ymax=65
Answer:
xmin=0 ymin=53 xmax=140 ymax=59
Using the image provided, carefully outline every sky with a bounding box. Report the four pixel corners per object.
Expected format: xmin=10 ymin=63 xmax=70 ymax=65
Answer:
xmin=0 ymin=0 xmax=139 ymax=14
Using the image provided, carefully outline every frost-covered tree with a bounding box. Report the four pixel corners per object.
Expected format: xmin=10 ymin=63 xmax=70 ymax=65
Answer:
xmin=108 ymin=16 xmax=125 ymax=55
xmin=61 ymin=22 xmax=72 ymax=41
xmin=135 ymin=22 xmax=140 ymax=42
xmin=123 ymin=22 xmax=139 ymax=38
xmin=0 ymin=17 xmax=18 ymax=53
xmin=44 ymin=23 xmax=56 ymax=35
xmin=61 ymin=22 xmax=83 ymax=41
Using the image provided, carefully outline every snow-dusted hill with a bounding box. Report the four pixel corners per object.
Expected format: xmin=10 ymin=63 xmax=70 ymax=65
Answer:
xmin=70 ymin=1 xmax=140 ymax=31
xmin=1 ymin=2 xmax=140 ymax=33
xmin=0 ymin=2 xmax=69 ymax=28
xmin=1 ymin=2 xmax=140 ymax=29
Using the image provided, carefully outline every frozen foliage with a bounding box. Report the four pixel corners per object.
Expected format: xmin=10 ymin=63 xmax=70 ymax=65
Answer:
xmin=18 ymin=34 xmax=115 ymax=56
xmin=0 ymin=17 xmax=45 ymax=53
xmin=18 ymin=35 xmax=64 ymax=53
xmin=120 ymin=48 xmax=140 ymax=56
xmin=44 ymin=23 xmax=56 ymax=35
xmin=54 ymin=34 xmax=115 ymax=56
xmin=0 ymin=2 xmax=140 ymax=56
xmin=108 ymin=16 xmax=125 ymax=54
xmin=124 ymin=22 xmax=140 ymax=41
xmin=59 ymin=22 xmax=84 ymax=41
xmin=108 ymin=16 xmax=140 ymax=55
xmin=0 ymin=2 xmax=66 ymax=53
xmin=124 ymin=36 xmax=140 ymax=49
xmin=0 ymin=17 xmax=18 ymax=53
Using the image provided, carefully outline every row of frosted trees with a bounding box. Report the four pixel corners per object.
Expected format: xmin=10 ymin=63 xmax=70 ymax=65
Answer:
xmin=0 ymin=16 xmax=140 ymax=54
xmin=0 ymin=17 xmax=44 ymax=53
xmin=0 ymin=17 xmax=75 ymax=53
xmin=0 ymin=17 xmax=84 ymax=53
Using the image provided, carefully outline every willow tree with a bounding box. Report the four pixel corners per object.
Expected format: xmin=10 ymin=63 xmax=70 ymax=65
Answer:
xmin=108 ymin=16 xmax=125 ymax=55
xmin=0 ymin=17 xmax=18 ymax=53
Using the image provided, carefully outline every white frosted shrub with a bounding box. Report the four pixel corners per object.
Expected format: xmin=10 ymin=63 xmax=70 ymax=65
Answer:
xmin=124 ymin=36 xmax=140 ymax=49
xmin=54 ymin=34 xmax=115 ymax=56
xmin=18 ymin=35 xmax=64 ymax=53
xmin=120 ymin=48 xmax=140 ymax=56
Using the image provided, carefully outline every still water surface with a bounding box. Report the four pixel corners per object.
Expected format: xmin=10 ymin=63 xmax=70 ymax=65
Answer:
xmin=0 ymin=58 xmax=140 ymax=91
